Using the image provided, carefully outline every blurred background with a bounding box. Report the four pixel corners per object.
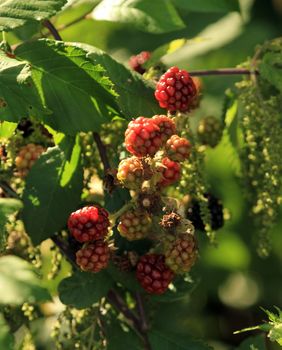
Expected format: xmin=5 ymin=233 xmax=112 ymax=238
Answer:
xmin=9 ymin=0 xmax=282 ymax=348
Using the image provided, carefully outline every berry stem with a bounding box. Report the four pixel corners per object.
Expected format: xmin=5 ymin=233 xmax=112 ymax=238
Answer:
xmin=0 ymin=181 xmax=19 ymax=199
xmin=107 ymin=289 xmax=141 ymax=330
xmin=51 ymin=235 xmax=78 ymax=269
xmin=93 ymin=132 xmax=111 ymax=174
xmin=109 ymin=201 xmax=134 ymax=223
xmin=189 ymin=68 xmax=259 ymax=77
xmin=107 ymin=289 xmax=152 ymax=350
xmin=43 ymin=20 xmax=62 ymax=41
xmin=135 ymin=292 xmax=149 ymax=332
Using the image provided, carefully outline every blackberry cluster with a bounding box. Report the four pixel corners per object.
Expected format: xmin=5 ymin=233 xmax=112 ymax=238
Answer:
xmin=67 ymin=206 xmax=111 ymax=273
xmin=186 ymin=193 xmax=224 ymax=231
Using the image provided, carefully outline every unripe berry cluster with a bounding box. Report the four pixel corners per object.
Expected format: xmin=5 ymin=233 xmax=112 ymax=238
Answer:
xmin=121 ymin=114 xmax=191 ymax=193
xmin=15 ymin=143 xmax=44 ymax=177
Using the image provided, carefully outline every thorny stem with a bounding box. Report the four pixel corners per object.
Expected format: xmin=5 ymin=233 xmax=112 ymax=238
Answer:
xmin=107 ymin=290 xmax=141 ymax=331
xmin=43 ymin=20 xmax=63 ymax=41
xmin=0 ymin=181 xmax=19 ymax=199
xmin=51 ymin=235 xmax=77 ymax=269
xmin=136 ymin=292 xmax=148 ymax=332
xmin=189 ymin=68 xmax=259 ymax=77
xmin=92 ymin=132 xmax=111 ymax=174
xmin=107 ymin=290 xmax=152 ymax=350
xmin=109 ymin=201 xmax=134 ymax=223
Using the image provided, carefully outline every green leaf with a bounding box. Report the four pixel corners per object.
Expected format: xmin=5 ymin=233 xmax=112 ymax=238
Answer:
xmin=173 ymin=0 xmax=240 ymax=13
xmin=236 ymin=335 xmax=266 ymax=350
xmin=15 ymin=39 xmax=119 ymax=135
xmin=92 ymin=0 xmax=185 ymax=34
xmin=0 ymin=0 xmax=67 ymax=31
xmin=0 ymin=198 xmax=22 ymax=215
xmin=0 ymin=255 xmax=51 ymax=304
xmin=0 ymin=121 xmax=17 ymax=138
xmin=105 ymin=319 xmax=143 ymax=350
xmin=260 ymin=52 xmax=282 ymax=93
xmin=23 ymin=136 xmax=83 ymax=245
xmin=149 ymin=329 xmax=213 ymax=350
xmin=58 ymin=271 xmax=113 ymax=309
xmin=0 ymin=50 xmax=47 ymax=123
xmin=107 ymin=264 xmax=143 ymax=292
xmin=0 ymin=314 xmax=14 ymax=350
xmin=150 ymin=275 xmax=197 ymax=303
xmin=76 ymin=42 xmax=163 ymax=117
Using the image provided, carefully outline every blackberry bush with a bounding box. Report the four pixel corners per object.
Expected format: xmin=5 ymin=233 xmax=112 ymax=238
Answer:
xmin=0 ymin=4 xmax=281 ymax=350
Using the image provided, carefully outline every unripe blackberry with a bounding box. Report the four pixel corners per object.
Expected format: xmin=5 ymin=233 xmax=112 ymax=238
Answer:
xmin=117 ymin=210 xmax=151 ymax=241
xmin=186 ymin=193 xmax=224 ymax=231
xmin=152 ymin=115 xmax=176 ymax=143
xmin=165 ymin=135 xmax=191 ymax=162
xmin=117 ymin=156 xmax=144 ymax=190
xmin=155 ymin=66 xmax=197 ymax=112
xmin=157 ymin=157 xmax=181 ymax=188
xmin=197 ymin=116 xmax=223 ymax=148
xmin=136 ymin=254 xmax=174 ymax=294
xmin=128 ymin=51 xmax=151 ymax=74
xmin=164 ymin=233 xmax=198 ymax=274
xmin=125 ymin=117 xmax=162 ymax=157
xmin=76 ymin=240 xmax=110 ymax=273
xmin=15 ymin=143 xmax=44 ymax=177
xmin=68 ymin=206 xmax=110 ymax=243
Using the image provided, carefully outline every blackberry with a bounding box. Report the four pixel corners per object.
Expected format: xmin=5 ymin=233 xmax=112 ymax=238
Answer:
xmin=186 ymin=193 xmax=224 ymax=231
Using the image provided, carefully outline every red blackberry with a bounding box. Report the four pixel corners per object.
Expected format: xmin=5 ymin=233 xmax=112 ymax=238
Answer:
xmin=154 ymin=66 xmax=197 ymax=112
xmin=165 ymin=135 xmax=191 ymax=162
xmin=164 ymin=233 xmax=198 ymax=274
xmin=117 ymin=210 xmax=151 ymax=241
xmin=125 ymin=117 xmax=162 ymax=157
xmin=128 ymin=51 xmax=151 ymax=74
xmin=15 ymin=143 xmax=44 ymax=177
xmin=76 ymin=240 xmax=110 ymax=272
xmin=117 ymin=156 xmax=144 ymax=190
xmin=136 ymin=254 xmax=174 ymax=294
xmin=157 ymin=157 xmax=181 ymax=188
xmin=152 ymin=115 xmax=176 ymax=143
xmin=68 ymin=206 xmax=110 ymax=243
xmin=186 ymin=193 xmax=224 ymax=231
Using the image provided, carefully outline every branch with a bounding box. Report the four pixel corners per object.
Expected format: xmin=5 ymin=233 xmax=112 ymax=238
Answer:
xmin=93 ymin=132 xmax=111 ymax=174
xmin=135 ymin=292 xmax=151 ymax=350
xmin=43 ymin=20 xmax=62 ymax=41
xmin=0 ymin=180 xmax=19 ymax=199
xmin=107 ymin=289 xmax=141 ymax=331
xmin=107 ymin=289 xmax=152 ymax=350
xmin=189 ymin=68 xmax=259 ymax=77
xmin=51 ymin=235 xmax=78 ymax=269
xmin=135 ymin=292 xmax=149 ymax=332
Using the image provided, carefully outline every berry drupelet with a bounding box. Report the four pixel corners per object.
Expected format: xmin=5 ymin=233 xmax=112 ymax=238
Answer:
xmin=68 ymin=206 xmax=110 ymax=243
xmin=155 ymin=66 xmax=197 ymax=112
xmin=136 ymin=254 xmax=174 ymax=294
xmin=76 ymin=240 xmax=110 ymax=273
